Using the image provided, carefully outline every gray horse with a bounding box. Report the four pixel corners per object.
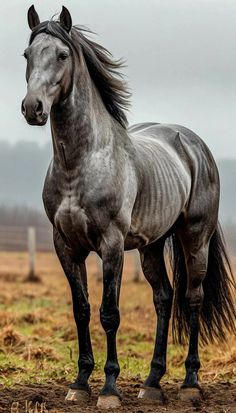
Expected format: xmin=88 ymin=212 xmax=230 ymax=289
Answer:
xmin=21 ymin=5 xmax=236 ymax=409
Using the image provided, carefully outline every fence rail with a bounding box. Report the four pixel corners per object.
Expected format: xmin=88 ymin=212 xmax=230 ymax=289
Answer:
xmin=0 ymin=225 xmax=142 ymax=281
xmin=0 ymin=225 xmax=53 ymax=252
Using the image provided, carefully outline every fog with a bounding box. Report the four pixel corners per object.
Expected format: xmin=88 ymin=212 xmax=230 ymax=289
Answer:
xmin=1 ymin=0 xmax=236 ymax=158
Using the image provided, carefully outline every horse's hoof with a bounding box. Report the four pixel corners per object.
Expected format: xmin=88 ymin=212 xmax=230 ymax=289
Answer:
xmin=65 ymin=388 xmax=90 ymax=402
xmin=138 ymin=386 xmax=164 ymax=401
xmin=178 ymin=387 xmax=201 ymax=402
xmin=97 ymin=395 xmax=121 ymax=409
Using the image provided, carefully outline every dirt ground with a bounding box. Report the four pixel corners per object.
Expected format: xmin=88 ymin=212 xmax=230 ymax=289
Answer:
xmin=2 ymin=381 xmax=236 ymax=413
xmin=0 ymin=251 xmax=235 ymax=413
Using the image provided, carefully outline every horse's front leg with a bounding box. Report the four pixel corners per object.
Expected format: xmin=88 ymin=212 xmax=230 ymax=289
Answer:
xmin=97 ymin=228 xmax=124 ymax=410
xmin=53 ymin=229 xmax=94 ymax=402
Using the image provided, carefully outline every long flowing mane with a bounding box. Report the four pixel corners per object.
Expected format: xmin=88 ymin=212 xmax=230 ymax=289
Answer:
xmin=29 ymin=20 xmax=130 ymax=128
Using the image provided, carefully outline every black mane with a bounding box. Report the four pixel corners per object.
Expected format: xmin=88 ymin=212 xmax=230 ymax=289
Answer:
xmin=29 ymin=21 xmax=130 ymax=128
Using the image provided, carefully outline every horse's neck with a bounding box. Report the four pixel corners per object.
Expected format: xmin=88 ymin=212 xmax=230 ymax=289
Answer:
xmin=50 ymin=73 xmax=113 ymax=169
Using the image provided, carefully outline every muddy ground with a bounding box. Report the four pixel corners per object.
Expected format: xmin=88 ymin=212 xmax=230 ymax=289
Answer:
xmin=2 ymin=381 xmax=236 ymax=413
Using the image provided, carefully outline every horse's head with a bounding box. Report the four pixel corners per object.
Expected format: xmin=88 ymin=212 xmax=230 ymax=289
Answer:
xmin=21 ymin=5 xmax=73 ymax=126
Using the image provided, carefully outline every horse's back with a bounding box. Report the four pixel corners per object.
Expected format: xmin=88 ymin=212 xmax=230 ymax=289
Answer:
xmin=129 ymin=122 xmax=207 ymax=149
xmin=129 ymin=121 xmax=219 ymax=186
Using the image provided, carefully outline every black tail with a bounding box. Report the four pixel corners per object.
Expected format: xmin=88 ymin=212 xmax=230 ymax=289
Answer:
xmin=170 ymin=225 xmax=236 ymax=344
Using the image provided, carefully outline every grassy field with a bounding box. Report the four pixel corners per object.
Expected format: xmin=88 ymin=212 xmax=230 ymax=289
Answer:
xmin=0 ymin=251 xmax=235 ymax=387
xmin=0 ymin=251 xmax=235 ymax=412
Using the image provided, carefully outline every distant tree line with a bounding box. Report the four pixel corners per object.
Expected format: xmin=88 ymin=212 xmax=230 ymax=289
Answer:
xmin=0 ymin=141 xmax=236 ymax=252
xmin=0 ymin=205 xmax=49 ymax=228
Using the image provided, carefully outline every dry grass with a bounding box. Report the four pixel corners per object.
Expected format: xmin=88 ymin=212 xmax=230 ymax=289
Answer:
xmin=0 ymin=251 xmax=235 ymax=387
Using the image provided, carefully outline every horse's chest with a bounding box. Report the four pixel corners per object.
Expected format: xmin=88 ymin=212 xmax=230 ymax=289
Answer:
xmin=55 ymin=196 xmax=85 ymax=228
xmin=54 ymin=195 xmax=92 ymax=249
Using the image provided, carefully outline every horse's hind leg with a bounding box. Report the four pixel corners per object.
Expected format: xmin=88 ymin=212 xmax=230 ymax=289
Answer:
xmin=177 ymin=225 xmax=212 ymax=401
xmin=53 ymin=229 xmax=94 ymax=402
xmin=138 ymin=238 xmax=173 ymax=400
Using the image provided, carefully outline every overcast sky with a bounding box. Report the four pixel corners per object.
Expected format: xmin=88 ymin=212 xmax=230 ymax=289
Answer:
xmin=1 ymin=0 xmax=236 ymax=158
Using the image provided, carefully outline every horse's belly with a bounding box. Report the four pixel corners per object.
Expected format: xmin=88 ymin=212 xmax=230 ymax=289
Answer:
xmin=125 ymin=177 xmax=190 ymax=250
xmin=124 ymin=208 xmax=180 ymax=250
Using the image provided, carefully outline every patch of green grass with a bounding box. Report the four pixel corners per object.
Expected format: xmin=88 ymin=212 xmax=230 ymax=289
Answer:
xmin=0 ymin=297 xmax=54 ymax=313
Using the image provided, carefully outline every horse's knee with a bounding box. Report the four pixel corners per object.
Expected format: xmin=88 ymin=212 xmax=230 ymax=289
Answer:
xmin=153 ymin=288 xmax=173 ymax=317
xmin=100 ymin=306 xmax=120 ymax=333
xmin=75 ymin=303 xmax=91 ymax=327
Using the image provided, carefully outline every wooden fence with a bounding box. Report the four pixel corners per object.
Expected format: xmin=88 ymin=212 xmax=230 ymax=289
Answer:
xmin=0 ymin=225 xmax=53 ymax=252
xmin=2 ymin=223 xmax=235 ymax=283
xmin=0 ymin=225 xmax=142 ymax=281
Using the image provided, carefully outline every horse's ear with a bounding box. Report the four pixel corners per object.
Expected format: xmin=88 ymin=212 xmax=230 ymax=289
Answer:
xmin=27 ymin=5 xmax=40 ymax=30
xmin=59 ymin=6 xmax=72 ymax=33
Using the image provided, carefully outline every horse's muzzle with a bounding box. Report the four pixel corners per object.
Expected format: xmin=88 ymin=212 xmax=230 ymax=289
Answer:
xmin=21 ymin=97 xmax=48 ymax=126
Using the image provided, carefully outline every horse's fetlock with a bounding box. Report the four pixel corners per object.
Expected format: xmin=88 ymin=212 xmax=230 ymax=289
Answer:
xmin=79 ymin=356 xmax=95 ymax=373
xmin=185 ymin=355 xmax=200 ymax=371
xmin=151 ymin=359 xmax=166 ymax=376
xmin=104 ymin=361 xmax=120 ymax=377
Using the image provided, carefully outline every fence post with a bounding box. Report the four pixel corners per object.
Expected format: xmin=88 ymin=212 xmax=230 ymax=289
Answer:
xmin=26 ymin=226 xmax=39 ymax=282
xmin=133 ymin=250 xmax=141 ymax=282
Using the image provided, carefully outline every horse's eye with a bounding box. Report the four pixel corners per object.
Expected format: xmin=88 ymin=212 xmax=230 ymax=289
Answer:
xmin=58 ymin=52 xmax=68 ymax=61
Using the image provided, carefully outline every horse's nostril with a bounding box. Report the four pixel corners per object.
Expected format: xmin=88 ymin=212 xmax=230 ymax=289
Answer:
xmin=21 ymin=100 xmax=26 ymax=116
xmin=35 ymin=100 xmax=43 ymax=116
